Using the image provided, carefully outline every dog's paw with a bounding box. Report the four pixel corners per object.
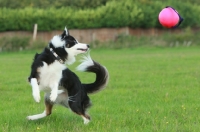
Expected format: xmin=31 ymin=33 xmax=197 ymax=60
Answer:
xmin=50 ymin=92 xmax=57 ymax=102
xmin=84 ymin=119 xmax=90 ymax=125
xmin=82 ymin=116 xmax=90 ymax=125
xmin=27 ymin=115 xmax=35 ymax=120
xmin=83 ymin=118 xmax=90 ymax=125
xmin=33 ymin=92 xmax=40 ymax=103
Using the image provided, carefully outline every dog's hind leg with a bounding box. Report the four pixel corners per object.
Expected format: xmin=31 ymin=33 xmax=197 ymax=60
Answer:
xmin=81 ymin=114 xmax=90 ymax=124
xmin=27 ymin=94 xmax=53 ymax=120
xmin=68 ymin=99 xmax=91 ymax=124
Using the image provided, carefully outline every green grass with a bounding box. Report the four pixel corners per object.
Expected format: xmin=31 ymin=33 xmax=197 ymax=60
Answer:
xmin=1 ymin=47 xmax=200 ymax=132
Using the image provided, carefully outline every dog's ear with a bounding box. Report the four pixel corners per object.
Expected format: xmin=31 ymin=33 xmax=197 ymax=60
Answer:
xmin=61 ymin=27 xmax=69 ymax=40
xmin=64 ymin=27 xmax=69 ymax=36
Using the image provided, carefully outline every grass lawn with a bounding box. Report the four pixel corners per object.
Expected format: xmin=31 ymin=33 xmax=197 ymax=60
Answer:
xmin=0 ymin=47 xmax=200 ymax=132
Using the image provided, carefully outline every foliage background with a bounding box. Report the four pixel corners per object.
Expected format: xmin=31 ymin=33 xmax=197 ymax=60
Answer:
xmin=0 ymin=0 xmax=200 ymax=31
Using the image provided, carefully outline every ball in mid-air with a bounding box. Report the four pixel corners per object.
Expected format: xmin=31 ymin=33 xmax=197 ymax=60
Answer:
xmin=158 ymin=7 xmax=180 ymax=28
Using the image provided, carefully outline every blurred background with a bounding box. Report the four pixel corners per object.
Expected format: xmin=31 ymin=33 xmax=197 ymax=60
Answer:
xmin=0 ymin=0 xmax=200 ymax=51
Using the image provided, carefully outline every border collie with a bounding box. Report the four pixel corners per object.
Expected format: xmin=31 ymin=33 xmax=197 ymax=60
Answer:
xmin=27 ymin=27 xmax=109 ymax=124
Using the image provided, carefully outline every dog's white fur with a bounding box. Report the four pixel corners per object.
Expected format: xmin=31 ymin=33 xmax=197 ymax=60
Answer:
xmin=51 ymin=27 xmax=68 ymax=48
xmin=30 ymin=78 xmax=40 ymax=102
xmin=27 ymin=89 xmax=67 ymax=119
xmin=76 ymin=54 xmax=94 ymax=71
xmin=30 ymin=31 xmax=89 ymax=103
xmin=30 ymin=60 xmax=67 ymax=102
xmin=51 ymin=35 xmax=65 ymax=48
xmin=28 ymin=55 xmax=93 ymax=124
xmin=27 ymin=28 xmax=108 ymax=124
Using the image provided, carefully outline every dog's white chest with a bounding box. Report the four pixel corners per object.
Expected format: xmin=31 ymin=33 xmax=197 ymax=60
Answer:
xmin=38 ymin=61 xmax=66 ymax=90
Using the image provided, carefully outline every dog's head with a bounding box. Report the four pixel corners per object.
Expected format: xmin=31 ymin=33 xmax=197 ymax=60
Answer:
xmin=49 ymin=27 xmax=89 ymax=65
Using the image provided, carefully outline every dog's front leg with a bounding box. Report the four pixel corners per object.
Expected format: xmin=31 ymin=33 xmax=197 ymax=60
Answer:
xmin=49 ymin=83 xmax=58 ymax=102
xmin=30 ymin=78 xmax=40 ymax=103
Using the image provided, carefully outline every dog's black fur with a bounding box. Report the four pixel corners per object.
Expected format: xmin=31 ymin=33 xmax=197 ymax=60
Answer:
xmin=28 ymin=30 xmax=75 ymax=81
xmin=27 ymin=28 xmax=109 ymax=124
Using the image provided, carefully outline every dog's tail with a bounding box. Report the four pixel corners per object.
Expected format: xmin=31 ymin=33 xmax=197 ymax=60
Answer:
xmin=76 ymin=54 xmax=109 ymax=94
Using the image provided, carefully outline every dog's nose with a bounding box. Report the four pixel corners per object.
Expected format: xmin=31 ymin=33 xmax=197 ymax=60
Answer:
xmin=87 ymin=45 xmax=90 ymax=48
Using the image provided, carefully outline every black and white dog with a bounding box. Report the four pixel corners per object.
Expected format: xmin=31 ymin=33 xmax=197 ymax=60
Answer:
xmin=27 ymin=27 xmax=109 ymax=124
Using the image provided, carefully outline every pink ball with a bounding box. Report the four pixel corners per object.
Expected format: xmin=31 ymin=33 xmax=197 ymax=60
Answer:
xmin=158 ymin=7 xmax=179 ymax=28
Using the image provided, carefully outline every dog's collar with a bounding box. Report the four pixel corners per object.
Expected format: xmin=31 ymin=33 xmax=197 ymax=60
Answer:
xmin=50 ymin=48 xmax=65 ymax=64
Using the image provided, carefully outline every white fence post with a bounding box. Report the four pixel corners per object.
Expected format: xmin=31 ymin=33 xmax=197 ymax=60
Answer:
xmin=33 ymin=24 xmax=38 ymax=41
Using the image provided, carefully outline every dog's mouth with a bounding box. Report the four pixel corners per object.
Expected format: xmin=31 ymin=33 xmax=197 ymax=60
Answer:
xmin=77 ymin=48 xmax=88 ymax=52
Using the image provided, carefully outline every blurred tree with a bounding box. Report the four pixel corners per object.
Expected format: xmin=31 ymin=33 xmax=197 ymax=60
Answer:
xmin=0 ymin=0 xmax=109 ymax=9
xmin=185 ymin=0 xmax=200 ymax=5
xmin=0 ymin=0 xmax=200 ymax=31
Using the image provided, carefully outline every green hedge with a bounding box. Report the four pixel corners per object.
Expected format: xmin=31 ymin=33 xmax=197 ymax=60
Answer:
xmin=0 ymin=0 xmax=200 ymax=31
xmin=0 ymin=0 xmax=108 ymax=9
